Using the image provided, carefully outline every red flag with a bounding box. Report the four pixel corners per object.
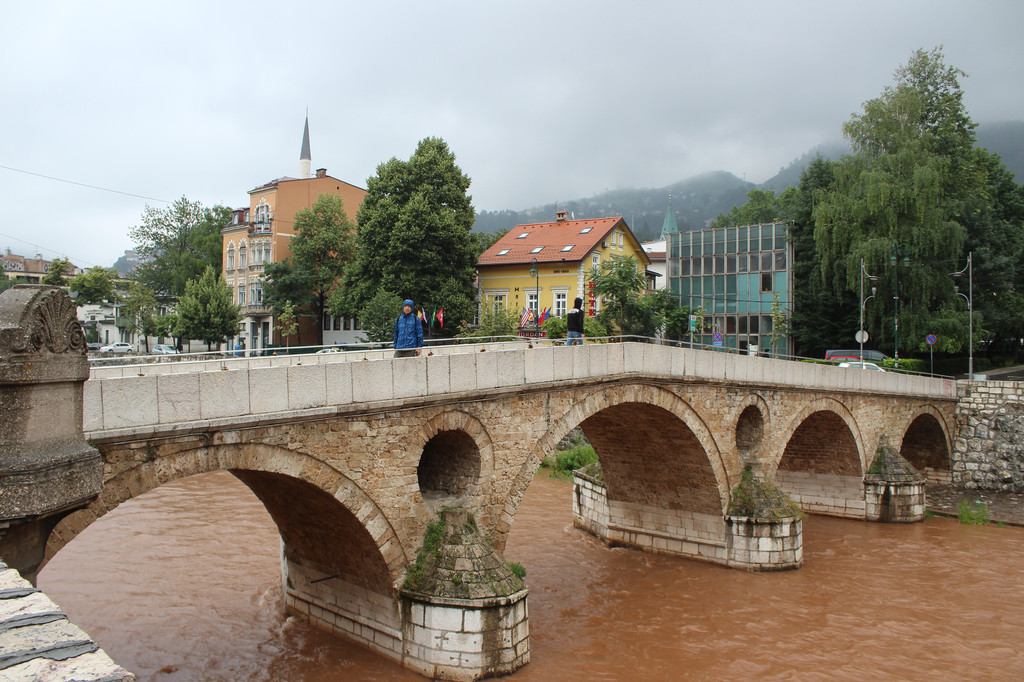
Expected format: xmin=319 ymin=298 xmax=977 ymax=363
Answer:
xmin=435 ymin=307 xmax=444 ymax=329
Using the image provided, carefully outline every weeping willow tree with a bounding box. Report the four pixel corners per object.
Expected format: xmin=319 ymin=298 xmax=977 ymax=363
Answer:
xmin=812 ymin=47 xmax=984 ymax=358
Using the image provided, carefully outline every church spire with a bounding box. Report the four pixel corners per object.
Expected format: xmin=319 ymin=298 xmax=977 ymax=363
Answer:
xmin=660 ymin=193 xmax=679 ymax=238
xmin=299 ymin=111 xmax=311 ymax=179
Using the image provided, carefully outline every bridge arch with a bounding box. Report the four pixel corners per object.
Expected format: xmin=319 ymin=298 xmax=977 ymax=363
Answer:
xmin=42 ymin=443 xmax=407 ymax=589
xmin=498 ymin=383 xmax=731 ymax=547
xmin=732 ymin=393 xmax=771 ymax=463
xmin=770 ymin=397 xmax=868 ymax=518
xmin=415 ymin=410 xmax=495 ymax=519
xmin=899 ymin=405 xmax=953 ymax=483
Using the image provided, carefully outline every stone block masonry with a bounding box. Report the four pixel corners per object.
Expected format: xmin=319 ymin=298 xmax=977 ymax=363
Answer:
xmin=0 ymin=561 xmax=134 ymax=680
xmin=953 ymin=380 xmax=1024 ymax=492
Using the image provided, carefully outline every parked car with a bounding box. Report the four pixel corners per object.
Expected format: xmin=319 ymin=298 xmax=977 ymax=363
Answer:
xmin=315 ymin=347 xmax=342 ymax=354
xmin=838 ymin=361 xmax=885 ymax=371
xmin=152 ymin=344 xmax=180 ymax=355
xmin=99 ymin=342 xmax=133 ymax=354
xmin=826 ymin=349 xmax=889 ymax=363
xmin=86 ymin=342 xmax=105 ymax=351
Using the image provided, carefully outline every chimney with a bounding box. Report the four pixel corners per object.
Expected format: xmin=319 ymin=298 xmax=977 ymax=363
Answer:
xmin=555 ymin=210 xmax=568 ymax=222
xmin=315 ymin=168 xmax=327 ymax=178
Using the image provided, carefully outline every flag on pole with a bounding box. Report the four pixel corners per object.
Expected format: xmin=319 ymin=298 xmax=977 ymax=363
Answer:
xmin=417 ymin=308 xmax=427 ymax=325
xmin=435 ymin=307 xmax=444 ymax=329
xmin=537 ymin=306 xmax=549 ymax=325
xmin=430 ymin=308 xmax=437 ymax=328
xmin=520 ymin=307 xmax=534 ymax=327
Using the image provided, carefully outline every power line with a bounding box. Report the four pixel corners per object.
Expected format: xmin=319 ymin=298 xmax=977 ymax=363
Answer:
xmin=0 ymin=164 xmax=171 ymax=204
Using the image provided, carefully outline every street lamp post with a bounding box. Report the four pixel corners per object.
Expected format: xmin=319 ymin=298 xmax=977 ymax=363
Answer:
xmin=859 ymin=258 xmax=877 ymax=364
xmin=950 ymin=251 xmax=973 ymax=379
xmin=889 ymin=244 xmax=911 ymax=369
xmin=529 ymin=258 xmax=539 ymax=335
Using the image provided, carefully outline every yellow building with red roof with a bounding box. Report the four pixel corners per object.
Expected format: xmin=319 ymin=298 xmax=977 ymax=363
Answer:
xmin=476 ymin=211 xmax=651 ymax=332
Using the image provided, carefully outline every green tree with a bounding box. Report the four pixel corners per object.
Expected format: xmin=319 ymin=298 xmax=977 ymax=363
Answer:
xmin=175 ymin=266 xmax=241 ymax=350
xmin=275 ymin=301 xmax=299 ymax=348
xmin=342 ymin=137 xmax=477 ymax=337
xmin=767 ymin=292 xmax=791 ymax=358
xmin=0 ymin=277 xmax=17 ymax=295
xmin=813 ymin=47 xmax=982 ymax=360
xmin=70 ymin=267 xmax=118 ymax=304
xmin=588 ymin=256 xmax=667 ymax=338
xmin=711 ymin=189 xmax=786 ymax=228
xmin=42 ymin=257 xmax=73 ymax=286
xmin=121 ymin=281 xmax=158 ymax=353
xmin=472 ymin=229 xmax=508 ymax=260
xmin=458 ymin=301 xmax=521 ymax=340
xmin=129 ymin=197 xmax=230 ymax=297
xmin=358 ymin=290 xmax=404 ymax=344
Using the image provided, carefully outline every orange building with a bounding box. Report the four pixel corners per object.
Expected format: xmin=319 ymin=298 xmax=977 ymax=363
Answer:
xmin=221 ymin=117 xmax=366 ymax=351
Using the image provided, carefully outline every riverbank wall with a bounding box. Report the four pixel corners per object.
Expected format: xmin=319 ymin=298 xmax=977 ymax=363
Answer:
xmin=954 ymin=380 xmax=1024 ymax=493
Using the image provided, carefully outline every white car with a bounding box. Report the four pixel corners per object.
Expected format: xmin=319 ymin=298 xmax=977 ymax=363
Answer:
xmin=99 ymin=342 xmax=133 ymax=354
xmin=838 ymin=361 xmax=885 ymax=371
xmin=315 ymin=347 xmax=342 ymax=354
xmin=152 ymin=344 xmax=180 ymax=355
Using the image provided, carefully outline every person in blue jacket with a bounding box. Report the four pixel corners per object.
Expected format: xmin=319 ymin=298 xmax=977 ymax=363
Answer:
xmin=393 ymin=299 xmax=423 ymax=358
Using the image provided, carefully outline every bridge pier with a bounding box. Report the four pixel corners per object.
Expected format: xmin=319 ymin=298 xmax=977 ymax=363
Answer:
xmin=863 ymin=436 xmax=927 ymax=522
xmin=284 ymin=508 xmax=529 ymax=681
xmin=0 ymin=286 xmax=103 ymax=583
xmin=573 ymin=464 xmax=803 ymax=571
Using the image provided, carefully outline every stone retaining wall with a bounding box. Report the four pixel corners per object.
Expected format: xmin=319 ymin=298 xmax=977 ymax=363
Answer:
xmin=774 ymin=471 xmax=866 ymax=518
xmin=954 ymin=380 xmax=1024 ymax=492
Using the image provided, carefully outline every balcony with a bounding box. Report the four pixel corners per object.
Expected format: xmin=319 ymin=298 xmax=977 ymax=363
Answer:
xmin=242 ymin=304 xmax=273 ymax=317
xmin=248 ymin=219 xmax=273 ymax=236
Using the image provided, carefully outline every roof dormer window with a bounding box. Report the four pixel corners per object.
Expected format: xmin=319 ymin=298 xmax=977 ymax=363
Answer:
xmin=530 ymin=246 xmax=544 ymax=254
xmin=497 ymin=249 xmax=510 ymax=256
xmin=517 ymin=232 xmax=530 ymax=239
xmin=561 ymin=244 xmax=574 ymax=252
xmin=580 ymin=226 xmax=593 ymax=234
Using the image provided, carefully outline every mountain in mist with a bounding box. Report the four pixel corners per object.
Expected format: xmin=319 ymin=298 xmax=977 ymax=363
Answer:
xmin=474 ymin=121 xmax=1024 ymax=242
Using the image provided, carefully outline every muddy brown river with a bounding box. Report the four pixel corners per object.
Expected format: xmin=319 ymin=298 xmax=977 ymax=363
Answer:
xmin=40 ymin=471 xmax=1024 ymax=680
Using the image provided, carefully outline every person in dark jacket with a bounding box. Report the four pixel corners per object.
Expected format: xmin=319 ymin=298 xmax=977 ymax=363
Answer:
xmin=566 ymin=296 xmax=585 ymax=345
xmin=393 ymin=299 xmax=424 ymax=358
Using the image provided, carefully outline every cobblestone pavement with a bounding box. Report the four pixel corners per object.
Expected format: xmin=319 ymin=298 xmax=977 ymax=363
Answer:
xmin=926 ymin=483 xmax=1024 ymax=526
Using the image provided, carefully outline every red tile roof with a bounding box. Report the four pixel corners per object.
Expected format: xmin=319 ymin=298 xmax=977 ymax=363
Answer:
xmin=478 ymin=216 xmax=649 ymax=266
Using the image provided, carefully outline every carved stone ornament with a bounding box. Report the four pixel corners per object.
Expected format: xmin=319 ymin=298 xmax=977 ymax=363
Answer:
xmin=0 ymin=285 xmax=86 ymax=357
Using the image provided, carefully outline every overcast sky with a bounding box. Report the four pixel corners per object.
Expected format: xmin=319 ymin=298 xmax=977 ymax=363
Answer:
xmin=2 ymin=1 xmax=1022 ymax=269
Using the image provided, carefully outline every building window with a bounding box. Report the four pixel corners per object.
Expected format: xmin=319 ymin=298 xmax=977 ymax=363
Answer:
xmin=333 ymin=316 xmax=341 ymax=330
xmin=497 ymin=249 xmax=509 ymax=256
xmin=530 ymin=246 xmax=543 ymax=254
xmin=592 ymin=254 xmax=600 ymax=269
xmin=238 ymin=286 xmax=246 ymax=305
xmin=517 ymin=232 xmax=530 ymax=239
xmin=526 ymin=292 xmax=539 ymax=316
xmin=554 ymin=292 xmax=567 ymax=317
xmin=490 ymin=293 xmax=505 ymax=307
xmin=561 ymin=244 xmax=574 ymax=252
xmin=580 ymin=226 xmax=593 ymax=234
xmin=226 ymin=249 xmax=234 ymax=270
xmin=617 ymin=232 xmax=623 ymax=248
xmin=323 ymin=313 xmax=331 ymax=330
xmin=238 ymin=245 xmax=247 ymax=269
xmin=761 ymin=273 xmax=773 ymax=292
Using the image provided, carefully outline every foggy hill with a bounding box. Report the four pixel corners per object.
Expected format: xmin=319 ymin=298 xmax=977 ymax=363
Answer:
xmin=473 ymin=121 xmax=1024 ymax=242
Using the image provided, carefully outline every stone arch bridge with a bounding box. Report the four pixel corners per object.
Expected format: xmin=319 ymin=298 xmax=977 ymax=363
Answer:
xmin=1 ymin=287 xmax=958 ymax=680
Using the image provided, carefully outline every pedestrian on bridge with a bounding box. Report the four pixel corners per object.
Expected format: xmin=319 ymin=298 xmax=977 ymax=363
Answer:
xmin=394 ymin=299 xmax=424 ymax=358
xmin=566 ymin=297 xmax=585 ymax=346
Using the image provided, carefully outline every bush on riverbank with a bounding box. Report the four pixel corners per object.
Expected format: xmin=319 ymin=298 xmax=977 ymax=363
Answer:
xmin=541 ymin=430 xmax=598 ymax=479
xmin=957 ymin=499 xmax=990 ymax=525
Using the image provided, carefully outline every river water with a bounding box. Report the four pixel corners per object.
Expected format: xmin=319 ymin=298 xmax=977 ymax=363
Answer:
xmin=40 ymin=471 xmax=1024 ymax=681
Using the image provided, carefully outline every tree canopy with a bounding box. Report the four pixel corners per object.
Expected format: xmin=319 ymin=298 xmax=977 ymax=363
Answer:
xmin=339 ymin=137 xmax=477 ymax=336
xmin=129 ymin=197 xmax=229 ymax=297
xmin=70 ymin=266 xmax=118 ymax=304
xmin=42 ymin=257 xmax=73 ymax=286
xmin=175 ymin=266 xmax=241 ymax=349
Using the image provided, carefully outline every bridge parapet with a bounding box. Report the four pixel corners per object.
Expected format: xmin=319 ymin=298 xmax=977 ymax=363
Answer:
xmin=84 ymin=342 xmax=958 ymax=435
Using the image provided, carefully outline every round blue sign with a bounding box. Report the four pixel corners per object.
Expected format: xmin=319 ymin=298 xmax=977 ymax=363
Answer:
xmin=926 ymin=334 xmax=937 ymax=345
xmin=713 ymin=332 xmax=723 ymax=342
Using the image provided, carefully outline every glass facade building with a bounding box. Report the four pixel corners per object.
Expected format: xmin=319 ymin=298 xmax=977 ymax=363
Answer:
xmin=667 ymin=222 xmax=793 ymax=356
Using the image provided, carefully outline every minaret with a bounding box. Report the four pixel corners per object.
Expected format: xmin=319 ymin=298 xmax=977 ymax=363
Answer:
xmin=299 ymin=112 xmax=311 ymax=179
xmin=660 ymin=193 xmax=679 ymax=239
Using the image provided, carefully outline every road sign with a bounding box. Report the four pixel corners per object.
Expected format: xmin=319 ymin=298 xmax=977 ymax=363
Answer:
xmin=855 ymin=330 xmax=868 ymax=344
xmin=926 ymin=334 xmax=937 ymax=345
xmin=689 ymin=315 xmax=697 ymax=331
xmin=713 ymin=332 xmax=723 ymax=346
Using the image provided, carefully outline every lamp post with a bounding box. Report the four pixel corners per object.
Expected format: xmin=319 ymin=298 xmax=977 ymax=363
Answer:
xmin=529 ymin=258 xmax=539 ymax=335
xmin=859 ymin=258 xmax=877 ymax=364
xmin=950 ymin=251 xmax=973 ymax=379
xmin=889 ymin=244 xmax=911 ymax=369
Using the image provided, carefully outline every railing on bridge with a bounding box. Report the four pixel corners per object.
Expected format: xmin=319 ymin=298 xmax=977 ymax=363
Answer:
xmin=83 ymin=340 xmax=957 ymax=435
